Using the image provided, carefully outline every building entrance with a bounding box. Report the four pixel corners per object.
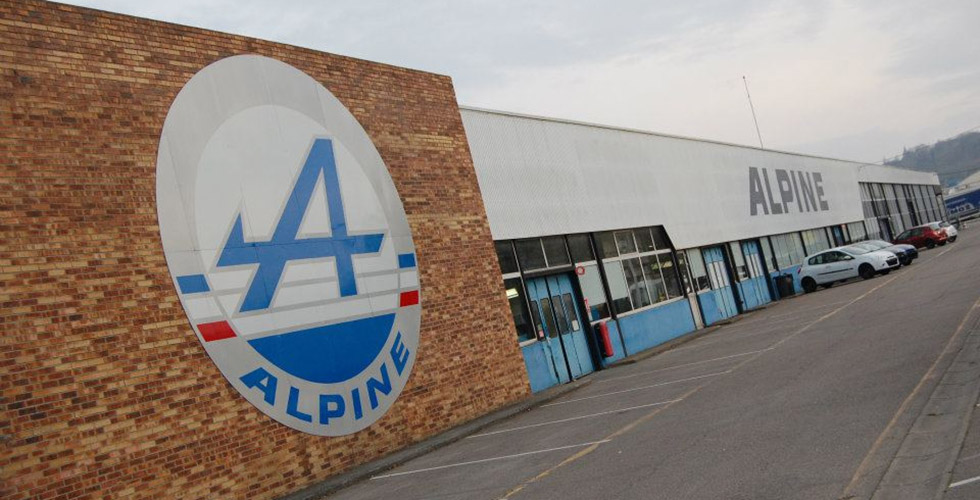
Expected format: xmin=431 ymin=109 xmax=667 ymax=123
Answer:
xmin=702 ymin=246 xmax=739 ymax=323
xmin=526 ymin=274 xmax=596 ymax=382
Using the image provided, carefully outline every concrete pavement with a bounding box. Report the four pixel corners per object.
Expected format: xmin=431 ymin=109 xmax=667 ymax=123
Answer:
xmin=323 ymin=227 xmax=980 ymax=500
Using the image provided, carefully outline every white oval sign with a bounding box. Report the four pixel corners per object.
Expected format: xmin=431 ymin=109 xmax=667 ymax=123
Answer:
xmin=156 ymin=55 xmax=420 ymax=435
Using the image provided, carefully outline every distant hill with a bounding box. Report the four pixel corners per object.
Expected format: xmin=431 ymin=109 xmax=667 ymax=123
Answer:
xmin=886 ymin=131 xmax=980 ymax=187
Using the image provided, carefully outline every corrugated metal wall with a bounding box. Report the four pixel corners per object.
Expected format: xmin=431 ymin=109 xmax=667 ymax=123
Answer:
xmin=461 ymin=107 xmax=939 ymax=249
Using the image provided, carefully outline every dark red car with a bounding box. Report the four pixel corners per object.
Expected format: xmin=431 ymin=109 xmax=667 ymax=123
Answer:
xmin=893 ymin=224 xmax=948 ymax=249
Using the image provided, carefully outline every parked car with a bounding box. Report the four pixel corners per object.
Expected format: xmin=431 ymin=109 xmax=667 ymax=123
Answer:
xmin=893 ymin=224 xmax=948 ymax=249
xmin=798 ymin=246 xmax=900 ymax=293
xmin=936 ymin=221 xmax=958 ymax=242
xmin=850 ymin=239 xmax=918 ymax=266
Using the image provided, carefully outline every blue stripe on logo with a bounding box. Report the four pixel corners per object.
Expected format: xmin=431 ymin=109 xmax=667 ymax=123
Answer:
xmin=177 ymin=274 xmax=210 ymax=294
xmin=398 ymin=253 xmax=416 ymax=269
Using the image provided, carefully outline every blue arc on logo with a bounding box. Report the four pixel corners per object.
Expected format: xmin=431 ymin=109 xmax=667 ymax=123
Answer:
xmin=216 ymin=138 xmax=393 ymax=382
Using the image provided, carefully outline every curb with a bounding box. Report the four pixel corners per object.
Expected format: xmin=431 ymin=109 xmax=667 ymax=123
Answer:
xmin=843 ymin=299 xmax=980 ymax=500
xmin=281 ymin=378 xmax=592 ymax=500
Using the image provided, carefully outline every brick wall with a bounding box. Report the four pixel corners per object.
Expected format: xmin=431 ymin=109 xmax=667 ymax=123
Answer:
xmin=0 ymin=1 xmax=531 ymax=498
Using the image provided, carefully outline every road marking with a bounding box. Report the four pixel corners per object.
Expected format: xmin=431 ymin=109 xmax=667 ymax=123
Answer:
xmin=959 ymin=451 xmax=980 ymax=463
xmin=950 ymin=475 xmax=980 ymax=489
xmin=370 ymin=440 xmax=612 ymax=479
xmin=597 ymin=348 xmax=774 ymax=383
xmin=467 ymin=400 xmax=681 ymax=438
xmin=669 ymin=324 xmax=791 ymax=353
xmin=499 ymin=387 xmax=699 ymax=499
xmin=543 ymin=371 xmax=729 ymax=407
xmin=841 ymin=294 xmax=980 ymax=497
xmin=500 ymin=279 xmax=891 ymax=499
xmin=738 ymin=300 xmax=848 ymax=326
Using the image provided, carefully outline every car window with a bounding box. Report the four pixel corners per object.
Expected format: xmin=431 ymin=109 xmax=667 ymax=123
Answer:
xmin=896 ymin=231 xmax=910 ymax=240
xmin=928 ymin=223 xmax=941 ymax=230
xmin=843 ymin=246 xmax=870 ymax=255
xmin=808 ymin=254 xmax=823 ymax=265
xmin=940 ymin=222 xmax=950 ymax=228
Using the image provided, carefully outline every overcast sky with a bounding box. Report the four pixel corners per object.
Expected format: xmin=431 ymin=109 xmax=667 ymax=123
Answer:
xmin=64 ymin=0 xmax=980 ymax=164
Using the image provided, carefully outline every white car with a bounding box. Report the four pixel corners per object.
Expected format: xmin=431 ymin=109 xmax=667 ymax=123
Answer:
xmin=936 ymin=221 xmax=958 ymax=242
xmin=799 ymin=245 xmax=900 ymax=293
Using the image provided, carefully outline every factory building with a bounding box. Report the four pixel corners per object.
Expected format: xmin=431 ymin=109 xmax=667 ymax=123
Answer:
xmin=461 ymin=107 xmax=943 ymax=391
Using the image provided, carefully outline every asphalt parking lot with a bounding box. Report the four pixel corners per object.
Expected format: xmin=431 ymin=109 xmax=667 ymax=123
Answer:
xmin=327 ymin=228 xmax=980 ymax=500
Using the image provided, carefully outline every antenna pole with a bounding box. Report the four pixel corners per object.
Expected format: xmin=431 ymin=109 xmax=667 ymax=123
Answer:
xmin=743 ymin=75 xmax=764 ymax=149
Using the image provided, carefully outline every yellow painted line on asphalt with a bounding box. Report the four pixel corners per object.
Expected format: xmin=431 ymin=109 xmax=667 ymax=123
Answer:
xmin=542 ymin=371 xmax=729 ymax=407
xmin=840 ymin=295 xmax=980 ymax=497
xmin=502 ymin=274 xmax=901 ymax=499
xmin=370 ymin=440 xmax=612 ymax=480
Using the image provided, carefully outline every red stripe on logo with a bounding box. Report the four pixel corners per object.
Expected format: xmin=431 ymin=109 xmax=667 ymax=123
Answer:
xmin=399 ymin=290 xmax=419 ymax=307
xmin=198 ymin=321 xmax=236 ymax=342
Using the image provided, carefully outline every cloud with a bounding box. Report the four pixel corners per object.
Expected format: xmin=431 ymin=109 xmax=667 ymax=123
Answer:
xmin=61 ymin=0 xmax=979 ymax=163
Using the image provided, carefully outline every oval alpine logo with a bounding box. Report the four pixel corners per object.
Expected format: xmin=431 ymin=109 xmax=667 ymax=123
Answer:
xmin=155 ymin=55 xmax=420 ymax=436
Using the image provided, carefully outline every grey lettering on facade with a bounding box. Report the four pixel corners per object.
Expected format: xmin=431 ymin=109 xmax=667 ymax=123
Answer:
xmin=775 ymin=169 xmax=793 ymax=214
xmin=748 ymin=166 xmax=769 ymax=216
xmin=748 ymin=167 xmax=831 ymax=216
xmin=812 ymin=172 xmax=830 ymax=210
xmin=762 ymin=167 xmax=782 ymax=214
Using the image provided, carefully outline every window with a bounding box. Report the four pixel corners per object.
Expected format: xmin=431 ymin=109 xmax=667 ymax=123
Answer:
xmin=561 ymin=294 xmax=581 ymax=331
xmin=504 ymin=278 xmax=534 ymax=342
xmin=604 ymin=260 xmax=632 ymax=314
xmin=623 ymin=258 xmax=652 ymax=308
xmin=600 ymin=225 xmax=681 ymax=314
xmin=770 ymin=232 xmax=806 ymax=270
xmin=659 ymin=255 xmax=683 ymax=297
xmin=686 ymin=248 xmax=710 ymax=292
xmin=634 ymin=228 xmax=655 ymax=253
xmin=495 ymin=241 xmax=518 ymax=274
xmin=707 ymin=260 xmax=730 ymax=289
xmin=539 ymin=297 xmax=558 ymax=338
xmin=729 ymin=242 xmax=748 ymax=281
xmin=596 ymin=232 xmax=619 ymax=259
xmin=808 ymin=254 xmax=824 ymax=265
xmin=847 ymin=222 xmax=867 ymax=242
xmin=742 ymin=244 xmax=764 ymax=279
xmin=577 ymin=263 xmax=610 ymax=321
xmin=801 ymin=228 xmax=830 ymax=255
xmin=541 ymin=236 xmax=570 ymax=267
xmin=615 ymin=231 xmax=637 ymax=255
xmin=651 ymin=227 xmax=670 ymax=250
xmin=551 ymin=293 xmax=571 ymax=333
xmin=514 ymin=237 xmax=572 ymax=271
xmin=515 ymin=239 xmax=546 ymax=270
xmin=567 ymin=234 xmax=594 ymax=263
xmin=639 ymin=255 xmax=666 ymax=304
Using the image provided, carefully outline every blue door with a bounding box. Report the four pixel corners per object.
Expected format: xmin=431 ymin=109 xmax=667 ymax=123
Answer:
xmin=739 ymin=241 xmax=772 ymax=310
xmin=526 ymin=275 xmax=595 ymax=382
xmin=702 ymin=246 xmax=739 ymax=322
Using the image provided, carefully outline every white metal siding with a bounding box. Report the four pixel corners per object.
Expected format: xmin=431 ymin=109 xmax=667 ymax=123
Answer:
xmin=461 ymin=108 xmax=940 ymax=249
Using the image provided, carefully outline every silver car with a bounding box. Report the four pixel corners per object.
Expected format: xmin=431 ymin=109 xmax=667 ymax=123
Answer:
xmin=850 ymin=239 xmax=917 ymax=266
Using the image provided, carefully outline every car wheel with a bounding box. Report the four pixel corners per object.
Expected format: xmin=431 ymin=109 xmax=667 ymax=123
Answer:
xmin=802 ymin=278 xmax=817 ymax=293
xmin=859 ymin=263 xmax=875 ymax=280
xmin=926 ymin=239 xmax=936 ymax=249
xmin=899 ymin=255 xmax=910 ymax=266
xmin=939 ymin=240 xmax=947 ymax=246
xmin=950 ymin=236 xmax=957 ymax=242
